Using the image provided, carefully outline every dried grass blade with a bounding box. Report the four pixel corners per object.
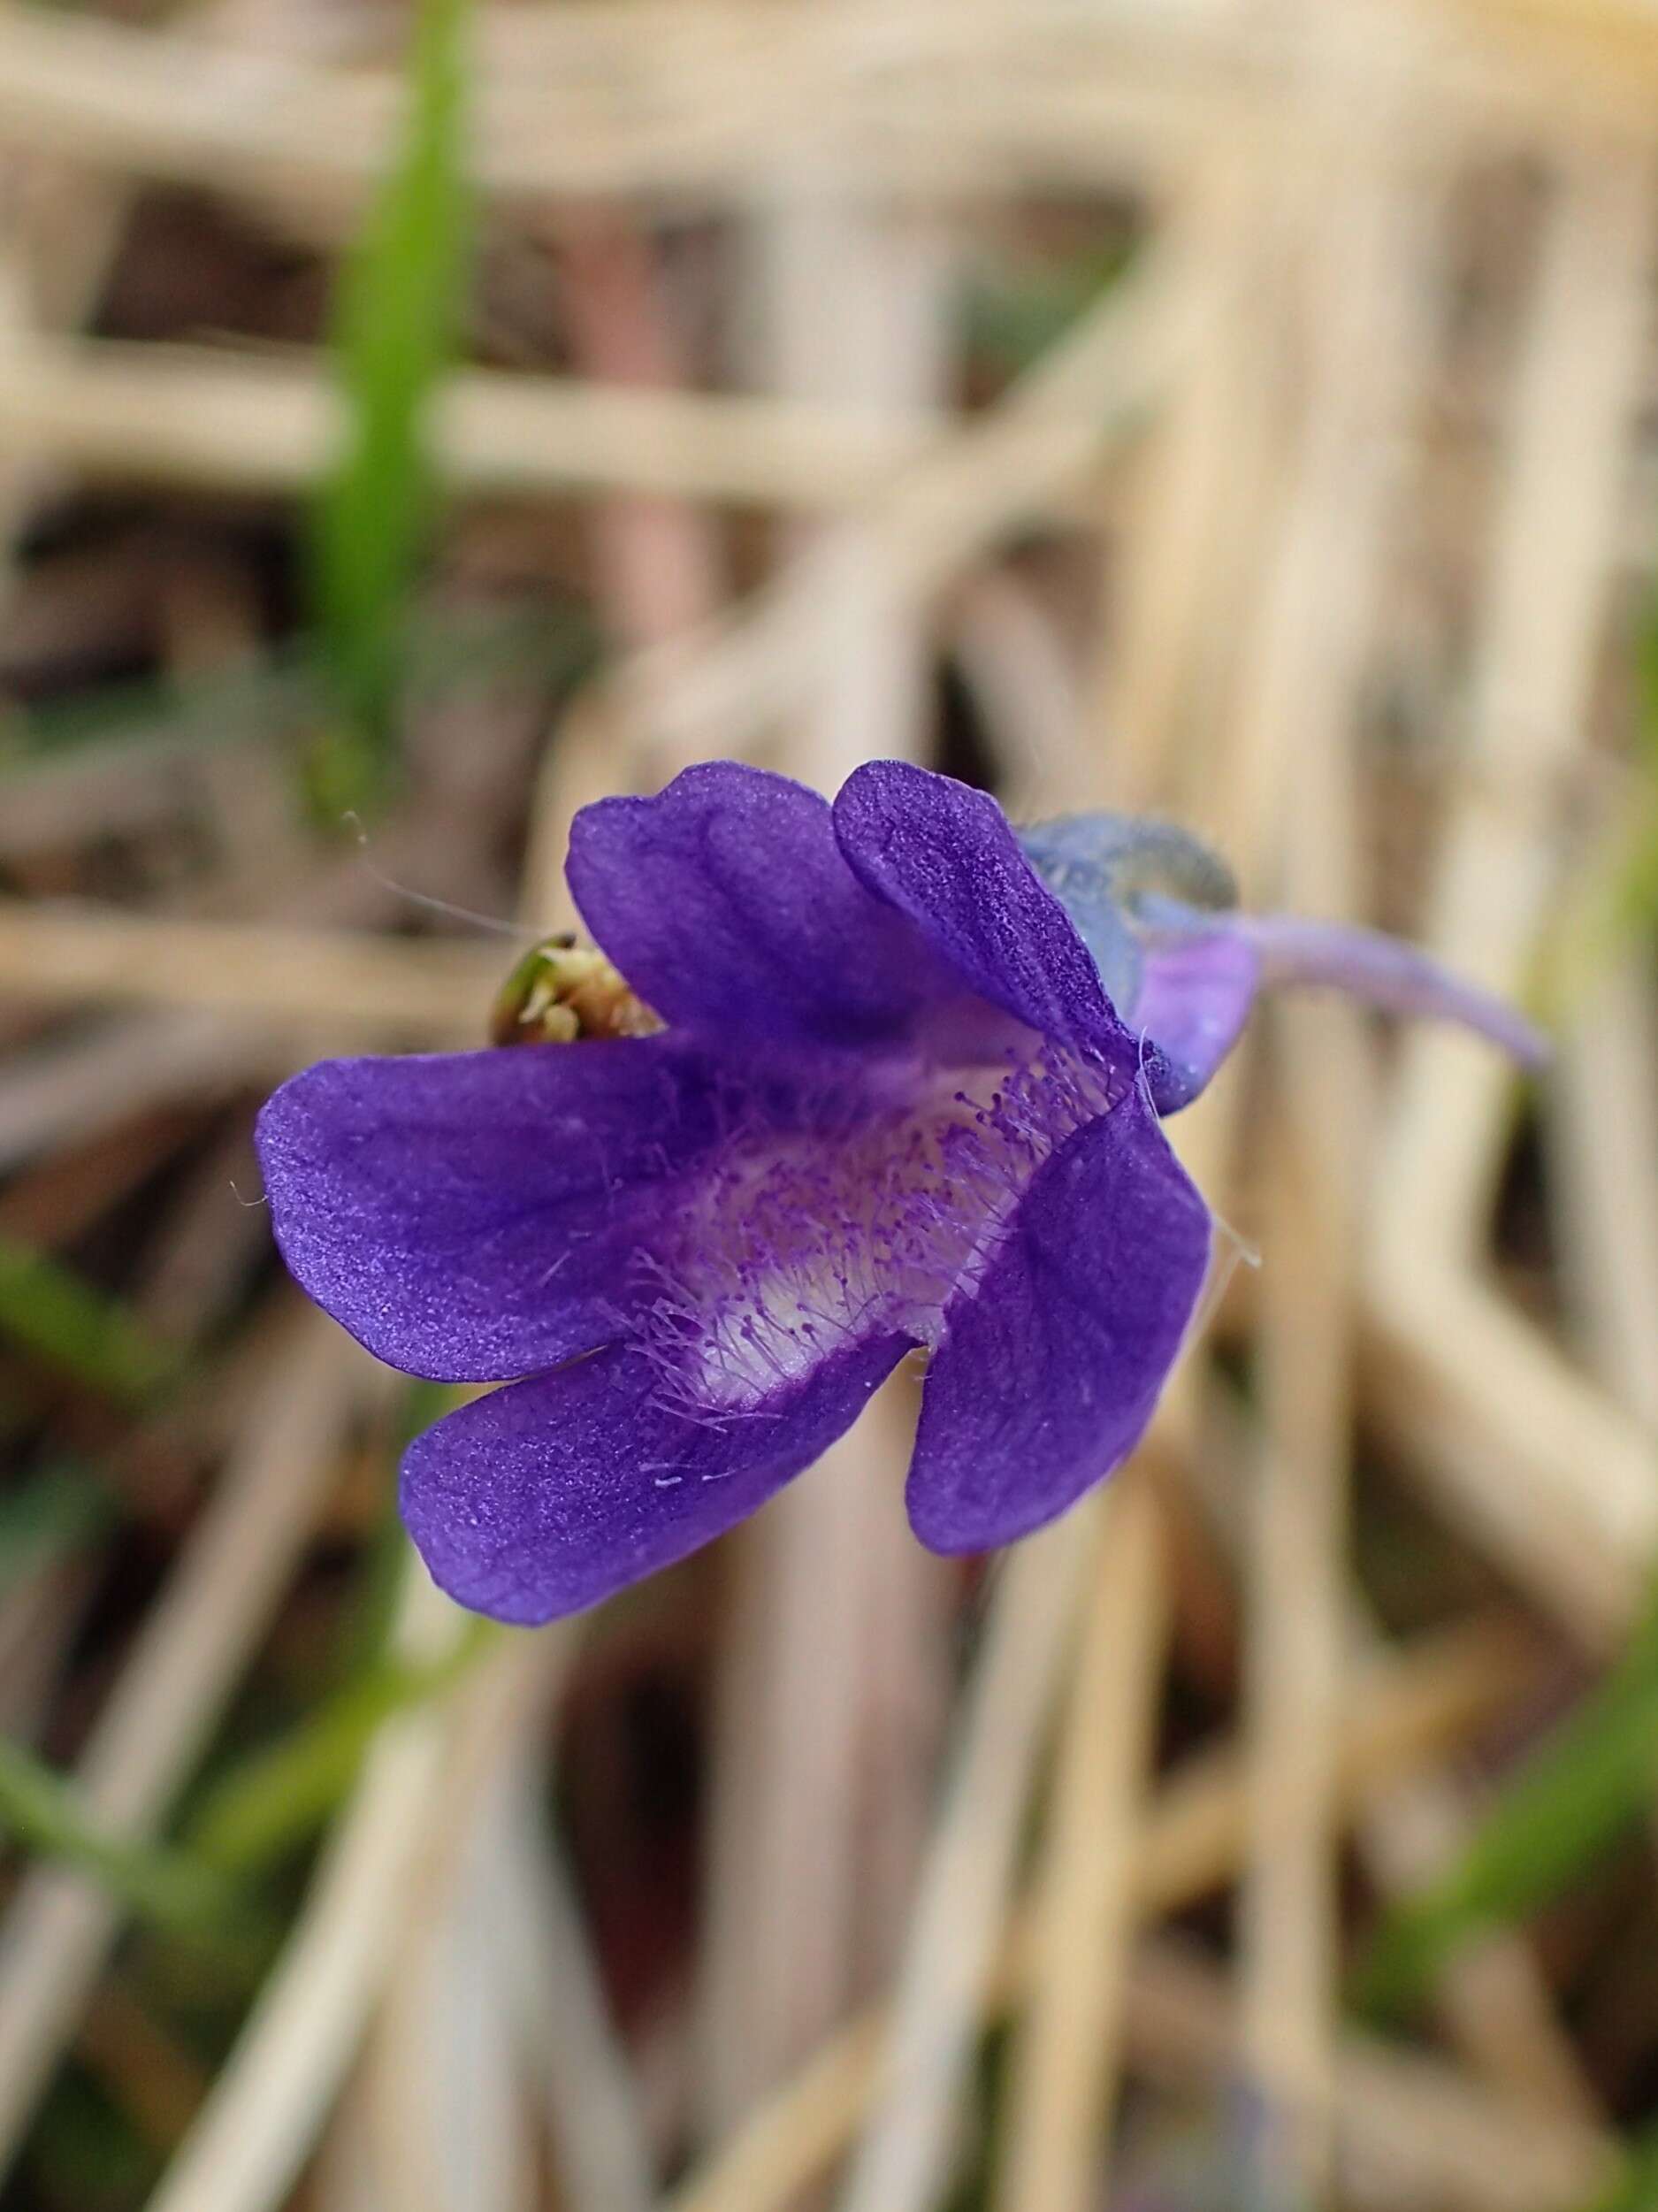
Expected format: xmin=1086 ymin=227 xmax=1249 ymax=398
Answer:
xmin=0 ymin=1318 xmax=363 ymax=2171
xmin=989 ymin=1473 xmax=1170 ymax=2212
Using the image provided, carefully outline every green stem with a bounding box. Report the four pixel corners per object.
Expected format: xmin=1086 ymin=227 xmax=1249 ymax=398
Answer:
xmin=0 ymin=1737 xmax=239 ymax=1941
xmin=187 ymin=1614 xmax=500 ymax=1875
xmin=0 ymin=1238 xmax=184 ymax=1408
xmin=1354 ymin=1575 xmax=1658 ymax=2017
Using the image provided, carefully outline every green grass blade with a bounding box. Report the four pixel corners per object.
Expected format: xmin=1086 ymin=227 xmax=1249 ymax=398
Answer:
xmin=963 ymin=243 xmax=1135 ymax=379
xmin=308 ymin=0 xmax=471 ymax=816
xmin=0 ymin=1238 xmax=185 ymax=1407
xmin=187 ymin=1612 xmax=496 ymax=1875
xmin=0 ymin=648 xmax=312 ymax=770
xmin=188 ymin=1387 xmax=482 ymax=1878
xmin=1580 ymin=2123 xmax=1658 ymax=2212
xmin=0 ymin=1737 xmax=240 ymax=1942
xmin=1355 ymin=1578 xmax=1658 ymax=2017
xmin=0 ymin=1466 xmax=115 ymax=1596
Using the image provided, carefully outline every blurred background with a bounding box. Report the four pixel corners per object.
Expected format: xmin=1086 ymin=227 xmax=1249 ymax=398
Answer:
xmin=0 ymin=1 xmax=1655 ymax=2208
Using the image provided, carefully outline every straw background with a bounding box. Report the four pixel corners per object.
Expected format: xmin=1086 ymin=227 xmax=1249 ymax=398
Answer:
xmin=1 ymin=2 xmax=1656 ymax=2208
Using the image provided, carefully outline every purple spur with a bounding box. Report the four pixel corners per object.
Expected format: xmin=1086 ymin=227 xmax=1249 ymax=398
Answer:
xmin=256 ymin=761 xmax=1543 ymax=1624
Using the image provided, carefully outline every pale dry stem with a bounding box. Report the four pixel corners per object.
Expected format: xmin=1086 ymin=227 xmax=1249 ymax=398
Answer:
xmin=0 ymin=1318 xmax=368 ymax=2175
xmin=989 ymin=1471 xmax=1171 ymax=2212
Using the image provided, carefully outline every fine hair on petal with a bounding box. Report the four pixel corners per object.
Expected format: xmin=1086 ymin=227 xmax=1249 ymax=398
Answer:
xmin=623 ymin=1037 xmax=1129 ymax=1419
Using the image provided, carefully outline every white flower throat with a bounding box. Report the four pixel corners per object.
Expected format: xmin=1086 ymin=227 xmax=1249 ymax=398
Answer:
xmin=631 ymin=1042 xmax=1127 ymax=1415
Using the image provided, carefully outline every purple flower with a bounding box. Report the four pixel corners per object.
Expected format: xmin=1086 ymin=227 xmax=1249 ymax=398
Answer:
xmin=1014 ymin=810 xmax=1545 ymax=1111
xmin=256 ymin=762 xmax=1542 ymax=1625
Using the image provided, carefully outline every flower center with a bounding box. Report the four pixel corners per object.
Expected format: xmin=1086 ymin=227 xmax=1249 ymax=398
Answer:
xmin=631 ymin=1043 xmax=1127 ymax=1415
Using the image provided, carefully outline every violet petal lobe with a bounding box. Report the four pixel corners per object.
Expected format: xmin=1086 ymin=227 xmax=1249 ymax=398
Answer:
xmin=1131 ymin=928 xmax=1262 ymax=1114
xmin=905 ymin=1083 xmax=1211 ymax=1553
xmin=400 ymin=1331 xmax=913 ymax=1624
xmin=255 ymin=1037 xmax=729 ymax=1383
xmin=832 ymin=759 xmax=1147 ymax=1066
xmin=566 ymin=760 xmax=959 ymax=1052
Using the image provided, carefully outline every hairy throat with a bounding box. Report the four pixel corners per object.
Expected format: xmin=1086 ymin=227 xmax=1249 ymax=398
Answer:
xmin=632 ymin=1045 xmax=1127 ymax=1415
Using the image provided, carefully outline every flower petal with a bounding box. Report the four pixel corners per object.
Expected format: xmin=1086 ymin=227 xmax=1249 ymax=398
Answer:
xmin=906 ymin=1085 xmax=1210 ymax=1552
xmin=400 ymin=1331 xmax=912 ymax=1623
xmin=1015 ymin=811 xmax=1240 ymax=1018
xmin=566 ymin=761 xmax=958 ymax=1052
xmin=1131 ymin=929 xmax=1261 ymax=1112
xmin=255 ymin=1037 xmax=728 ymax=1383
xmin=833 ymin=761 xmax=1143 ymax=1065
